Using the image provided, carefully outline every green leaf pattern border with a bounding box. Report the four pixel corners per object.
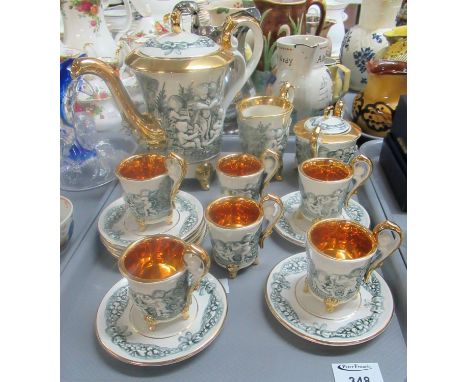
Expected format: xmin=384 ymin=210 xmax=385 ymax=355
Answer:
xmin=104 ymin=277 xmax=223 ymax=360
xmin=269 ymin=254 xmax=384 ymax=339
xmin=276 ymin=192 xmax=365 ymax=244
xmin=102 ymin=194 xmax=199 ymax=245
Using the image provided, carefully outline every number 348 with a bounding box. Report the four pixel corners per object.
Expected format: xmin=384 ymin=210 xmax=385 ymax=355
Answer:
xmin=349 ymin=378 xmax=370 ymax=382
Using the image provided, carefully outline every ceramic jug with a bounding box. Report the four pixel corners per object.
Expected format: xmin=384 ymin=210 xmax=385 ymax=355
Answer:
xmin=252 ymin=0 xmax=325 ymax=95
xmin=324 ymin=0 xmax=349 ymax=58
xmin=60 ymin=0 xmax=132 ymax=58
xmin=272 ymin=35 xmax=332 ymax=121
xmin=71 ymin=10 xmax=263 ymax=190
xmin=339 ymin=0 xmax=402 ymax=91
xmin=352 ymin=59 xmax=407 ymax=138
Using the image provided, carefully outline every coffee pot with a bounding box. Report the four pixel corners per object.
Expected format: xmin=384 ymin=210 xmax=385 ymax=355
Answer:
xmin=71 ymin=9 xmax=263 ymax=189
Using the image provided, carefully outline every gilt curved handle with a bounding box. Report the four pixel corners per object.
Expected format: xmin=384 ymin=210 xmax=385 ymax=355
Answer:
xmin=182 ymin=243 xmax=211 ymax=317
xmin=364 ymin=221 xmax=403 ymax=282
xmin=71 ymin=57 xmax=166 ymax=149
xmin=166 ymin=152 xmax=187 ymax=209
xmin=345 ymin=154 xmax=373 ymax=208
xmin=258 ymin=194 xmax=284 ymax=248
xmin=259 ymin=149 xmax=280 ymax=195
xmin=309 ymin=126 xmax=321 ymax=159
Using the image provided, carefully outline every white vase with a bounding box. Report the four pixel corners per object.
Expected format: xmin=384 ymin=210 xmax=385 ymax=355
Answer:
xmin=339 ymin=0 xmax=402 ymax=91
xmin=60 ymin=0 xmax=130 ymax=58
xmin=273 ymin=35 xmax=332 ymax=121
xmin=325 ymin=0 xmax=349 ymax=58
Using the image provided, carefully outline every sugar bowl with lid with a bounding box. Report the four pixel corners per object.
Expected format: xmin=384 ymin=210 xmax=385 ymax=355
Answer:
xmin=293 ymin=101 xmax=362 ymax=166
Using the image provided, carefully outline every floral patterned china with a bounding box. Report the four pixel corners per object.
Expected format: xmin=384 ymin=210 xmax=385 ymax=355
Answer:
xmin=60 ymin=196 xmax=74 ymax=249
xmin=96 ymin=273 xmax=227 ymax=365
xmin=274 ymin=191 xmax=370 ymax=247
xmin=265 ymin=252 xmax=395 ymax=346
xmin=98 ymin=191 xmax=204 ymax=256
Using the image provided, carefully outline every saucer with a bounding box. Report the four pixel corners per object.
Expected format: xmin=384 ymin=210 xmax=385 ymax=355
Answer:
xmin=274 ymin=191 xmax=370 ymax=247
xmin=100 ymin=221 xmax=207 ymax=258
xmin=96 ymin=273 xmax=227 ymax=366
xmin=98 ymin=191 xmax=204 ymax=253
xmin=265 ymin=253 xmax=394 ymax=346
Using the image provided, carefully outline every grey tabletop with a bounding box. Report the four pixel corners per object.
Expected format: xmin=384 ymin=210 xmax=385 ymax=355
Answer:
xmin=61 ymin=141 xmax=407 ymax=381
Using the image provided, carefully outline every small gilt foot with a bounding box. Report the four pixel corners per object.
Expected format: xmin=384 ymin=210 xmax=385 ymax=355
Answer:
xmin=195 ymin=162 xmax=213 ymax=190
xmin=253 ymin=256 xmax=260 ymax=265
xmin=144 ymin=315 xmax=157 ymax=332
xmin=227 ymin=264 xmax=239 ymax=279
xmin=274 ymin=161 xmax=284 ymax=181
xmin=165 ymin=215 xmax=173 ymax=225
xmin=303 ymin=278 xmax=309 ymax=293
xmin=182 ymin=308 xmax=190 ymax=320
xmin=324 ymin=297 xmax=339 ymax=313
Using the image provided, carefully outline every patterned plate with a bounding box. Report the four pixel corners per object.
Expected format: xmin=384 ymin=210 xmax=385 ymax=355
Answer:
xmin=98 ymin=191 xmax=203 ymax=250
xmin=265 ymin=253 xmax=394 ymax=346
xmin=274 ymin=191 xmax=370 ymax=247
xmin=96 ymin=273 xmax=227 ymax=366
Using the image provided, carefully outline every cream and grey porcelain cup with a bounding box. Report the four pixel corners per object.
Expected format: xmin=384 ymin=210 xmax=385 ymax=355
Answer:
xmin=304 ymin=218 xmax=402 ymax=312
xmin=216 ymin=149 xmax=280 ymax=200
xmin=298 ymin=155 xmax=372 ymax=222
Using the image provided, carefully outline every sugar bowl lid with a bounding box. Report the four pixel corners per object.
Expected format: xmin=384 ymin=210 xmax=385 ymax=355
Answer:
xmin=294 ymin=102 xmax=361 ymax=144
xmin=125 ymin=10 xmax=233 ymax=73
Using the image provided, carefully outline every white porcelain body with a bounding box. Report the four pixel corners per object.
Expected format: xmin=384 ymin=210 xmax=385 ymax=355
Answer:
xmin=326 ymin=2 xmax=348 ymax=58
xmin=296 ymin=135 xmax=358 ymax=165
xmin=298 ymin=157 xmax=372 ymax=221
xmin=339 ymin=0 xmax=402 ymax=91
xmin=60 ymin=0 xmax=126 ymax=57
xmin=126 ymin=268 xmax=190 ymax=322
xmin=305 ymin=219 xmax=402 ymax=308
xmin=238 ymin=104 xmax=293 ymax=159
xmin=60 ymin=196 xmax=74 ymax=247
xmin=305 ymin=235 xmax=377 ymax=307
xmin=299 ymin=166 xmax=353 ymax=221
xmin=273 ymin=35 xmax=332 ymax=120
xmin=207 ymin=215 xmax=264 ymax=271
xmin=116 ymin=155 xmax=183 ymax=225
xmin=216 ymin=152 xmax=280 ymax=200
xmin=206 ymin=196 xmax=283 ymax=272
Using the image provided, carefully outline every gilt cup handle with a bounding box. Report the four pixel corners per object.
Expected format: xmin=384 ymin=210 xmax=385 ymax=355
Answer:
xmin=345 ymin=154 xmax=373 ymax=207
xmin=258 ymin=194 xmax=284 ymax=248
xmin=278 ymin=81 xmax=294 ymax=102
xmin=309 ymin=126 xmax=321 ymax=158
xmin=364 ymin=221 xmax=403 ymax=282
xmin=259 ymin=149 xmax=280 ymax=195
xmin=182 ymin=244 xmax=211 ymax=318
xmin=165 ymin=152 xmax=187 ymax=209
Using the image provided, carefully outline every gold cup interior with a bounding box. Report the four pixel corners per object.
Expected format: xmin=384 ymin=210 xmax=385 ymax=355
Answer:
xmin=237 ymin=96 xmax=293 ymax=119
xmin=218 ymin=154 xmax=263 ymax=176
xmin=117 ymin=154 xmax=167 ymax=180
xmin=207 ymin=197 xmax=261 ymax=228
xmin=301 ymin=158 xmax=351 ymax=181
xmin=120 ymin=236 xmax=186 ymax=281
xmin=309 ymin=220 xmax=377 ymax=260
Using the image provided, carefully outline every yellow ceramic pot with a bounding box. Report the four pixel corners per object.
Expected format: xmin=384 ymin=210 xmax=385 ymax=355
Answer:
xmin=352 ymin=59 xmax=407 ymax=138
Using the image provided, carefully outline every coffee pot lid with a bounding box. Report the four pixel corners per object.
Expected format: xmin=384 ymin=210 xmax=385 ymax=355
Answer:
xmin=126 ymin=10 xmax=233 ymax=73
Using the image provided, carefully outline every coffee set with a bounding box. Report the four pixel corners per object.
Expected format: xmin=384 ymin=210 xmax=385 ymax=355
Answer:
xmin=60 ymin=0 xmax=406 ymax=368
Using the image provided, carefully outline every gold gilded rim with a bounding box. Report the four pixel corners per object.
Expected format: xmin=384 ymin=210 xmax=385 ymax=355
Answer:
xmin=236 ymin=96 xmax=293 ymax=119
xmin=216 ymin=153 xmax=264 ymax=178
xmin=205 ymin=195 xmax=264 ymax=229
xmin=116 ymin=153 xmax=168 ymax=181
xmin=307 ymin=218 xmax=378 ymax=262
xmin=299 ymin=158 xmax=353 ymax=183
xmin=95 ymin=277 xmax=228 ymax=366
xmin=118 ymin=234 xmax=191 ymax=284
xmin=126 ymin=49 xmax=233 ymax=74
xmin=264 ymin=268 xmax=394 ymax=346
xmin=294 ymin=117 xmax=361 ymax=143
